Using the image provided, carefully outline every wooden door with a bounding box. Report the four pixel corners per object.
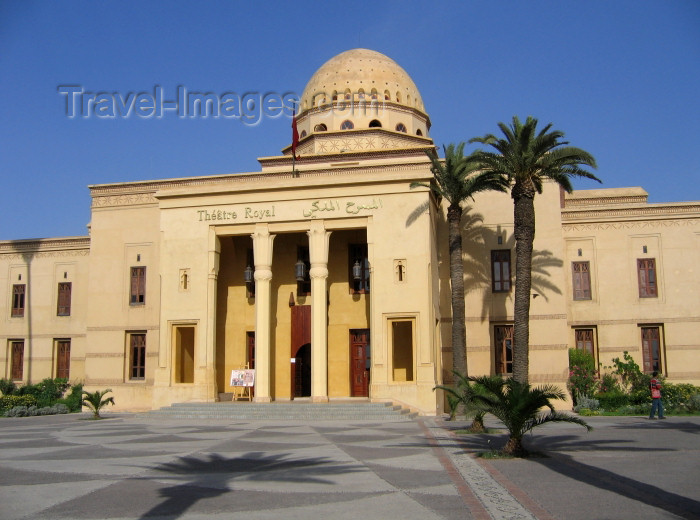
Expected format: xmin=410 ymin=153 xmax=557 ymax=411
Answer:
xmin=246 ymin=331 xmax=255 ymax=398
xmin=11 ymin=341 xmax=23 ymax=380
xmin=56 ymin=340 xmax=71 ymax=379
xmin=350 ymin=329 xmax=370 ymax=397
xmin=290 ymin=306 xmax=311 ymax=398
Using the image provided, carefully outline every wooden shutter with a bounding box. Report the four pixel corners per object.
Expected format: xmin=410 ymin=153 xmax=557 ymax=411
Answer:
xmin=57 ymin=283 xmax=72 ymax=316
xmin=637 ymin=259 xmax=657 ymax=297
xmin=572 ymin=262 xmax=591 ymax=300
xmin=641 ymin=327 xmax=661 ymax=373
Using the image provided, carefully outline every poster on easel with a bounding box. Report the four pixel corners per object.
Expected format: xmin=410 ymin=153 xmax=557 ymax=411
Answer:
xmin=230 ymin=369 xmax=255 ymax=387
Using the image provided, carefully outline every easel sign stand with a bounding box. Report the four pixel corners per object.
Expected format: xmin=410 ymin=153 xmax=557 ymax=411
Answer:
xmin=230 ymin=365 xmax=255 ymax=401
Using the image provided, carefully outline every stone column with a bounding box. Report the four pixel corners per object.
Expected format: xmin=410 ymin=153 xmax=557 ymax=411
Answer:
xmin=204 ymin=230 xmax=220 ymax=401
xmin=252 ymin=224 xmax=275 ymax=403
xmin=308 ymin=221 xmax=331 ymax=403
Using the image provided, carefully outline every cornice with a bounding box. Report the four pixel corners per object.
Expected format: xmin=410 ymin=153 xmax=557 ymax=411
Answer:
xmin=563 ymin=217 xmax=700 ymax=232
xmin=565 ymin=195 xmax=648 ymax=207
xmin=0 ymin=236 xmax=90 ymax=256
xmin=562 ymin=202 xmax=700 ymax=223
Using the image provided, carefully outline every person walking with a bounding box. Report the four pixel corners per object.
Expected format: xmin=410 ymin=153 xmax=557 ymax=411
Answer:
xmin=649 ymin=371 xmax=666 ymax=419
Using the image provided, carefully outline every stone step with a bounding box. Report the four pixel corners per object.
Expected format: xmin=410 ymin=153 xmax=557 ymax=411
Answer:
xmin=142 ymin=401 xmax=417 ymax=421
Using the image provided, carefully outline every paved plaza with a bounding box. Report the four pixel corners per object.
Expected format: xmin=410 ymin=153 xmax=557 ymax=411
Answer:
xmin=0 ymin=413 xmax=699 ymax=520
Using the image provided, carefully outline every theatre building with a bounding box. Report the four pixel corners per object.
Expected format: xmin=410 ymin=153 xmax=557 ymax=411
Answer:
xmin=2 ymin=49 xmax=699 ymax=414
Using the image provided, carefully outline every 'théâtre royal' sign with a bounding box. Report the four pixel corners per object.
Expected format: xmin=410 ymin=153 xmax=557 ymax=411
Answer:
xmin=197 ymin=198 xmax=383 ymax=222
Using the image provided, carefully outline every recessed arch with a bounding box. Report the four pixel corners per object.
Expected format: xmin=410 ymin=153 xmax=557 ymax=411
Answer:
xmin=369 ymin=119 xmax=382 ymax=128
xmin=395 ymin=123 xmax=407 ymax=133
xmin=416 ymin=129 xmax=423 ymax=136
xmin=314 ymin=123 xmax=327 ymax=132
xmin=300 ymin=130 xmax=307 ymax=138
xmin=341 ymin=120 xmax=354 ymax=130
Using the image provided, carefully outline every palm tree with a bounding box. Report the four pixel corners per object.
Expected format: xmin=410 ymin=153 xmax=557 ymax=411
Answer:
xmin=434 ymin=371 xmax=491 ymax=432
xmin=468 ymin=375 xmax=591 ymax=456
xmin=412 ymin=143 xmax=508 ymax=376
xmin=470 ymin=117 xmax=599 ymax=383
xmin=82 ymin=388 xmax=115 ymax=418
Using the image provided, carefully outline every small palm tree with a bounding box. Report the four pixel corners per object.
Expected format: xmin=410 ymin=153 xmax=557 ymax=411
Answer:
xmin=434 ymin=371 xmax=490 ymax=432
xmin=470 ymin=117 xmax=599 ymax=384
xmin=412 ymin=143 xmax=508 ymax=376
xmin=468 ymin=375 xmax=591 ymax=456
xmin=82 ymin=389 xmax=115 ymax=419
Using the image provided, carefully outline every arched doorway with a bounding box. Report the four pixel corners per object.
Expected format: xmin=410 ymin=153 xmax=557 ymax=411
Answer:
xmin=293 ymin=343 xmax=311 ymax=397
xmin=291 ymin=305 xmax=311 ymax=398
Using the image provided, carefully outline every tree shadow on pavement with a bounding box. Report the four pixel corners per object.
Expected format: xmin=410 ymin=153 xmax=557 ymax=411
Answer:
xmin=135 ymin=451 xmax=365 ymax=519
xmin=454 ymin=430 xmax=700 ymax=519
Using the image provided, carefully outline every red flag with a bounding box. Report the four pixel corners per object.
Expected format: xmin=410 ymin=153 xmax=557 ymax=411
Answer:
xmin=291 ymin=109 xmax=300 ymax=160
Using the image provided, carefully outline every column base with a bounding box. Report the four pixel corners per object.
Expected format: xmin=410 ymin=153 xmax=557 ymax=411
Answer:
xmin=311 ymin=396 xmax=329 ymax=403
xmin=253 ymin=396 xmax=272 ymax=403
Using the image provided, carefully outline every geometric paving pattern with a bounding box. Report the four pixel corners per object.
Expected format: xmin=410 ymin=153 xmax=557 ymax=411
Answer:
xmin=0 ymin=415 xmax=496 ymax=520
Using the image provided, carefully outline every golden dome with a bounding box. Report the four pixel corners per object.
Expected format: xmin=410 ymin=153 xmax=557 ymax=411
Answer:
xmin=300 ymin=48 xmax=425 ymax=114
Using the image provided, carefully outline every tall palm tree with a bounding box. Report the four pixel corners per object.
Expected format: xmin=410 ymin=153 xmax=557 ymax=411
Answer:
xmin=412 ymin=143 xmax=508 ymax=376
xmin=468 ymin=375 xmax=591 ymax=457
xmin=470 ymin=117 xmax=599 ymax=383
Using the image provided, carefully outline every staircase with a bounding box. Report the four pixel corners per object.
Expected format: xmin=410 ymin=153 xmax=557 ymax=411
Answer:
xmin=142 ymin=401 xmax=417 ymax=421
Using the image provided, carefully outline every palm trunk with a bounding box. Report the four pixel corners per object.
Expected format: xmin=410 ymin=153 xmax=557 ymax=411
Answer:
xmin=512 ymin=183 xmax=535 ymax=384
xmin=503 ymin=435 xmax=526 ymax=457
xmin=447 ymin=204 xmax=467 ymax=377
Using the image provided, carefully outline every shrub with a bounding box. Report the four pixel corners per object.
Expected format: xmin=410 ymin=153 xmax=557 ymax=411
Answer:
xmin=684 ymin=394 xmax=700 ymax=413
xmin=595 ymin=391 xmax=630 ymax=411
xmin=6 ymin=406 xmax=29 ymax=417
xmin=568 ymin=349 xmax=598 ymax=405
xmin=662 ymin=383 xmax=700 ymax=411
xmin=16 ymin=378 xmax=70 ymax=408
xmin=57 ymin=383 xmax=83 ymax=412
xmin=4 ymin=402 xmax=70 ymax=417
xmin=598 ymin=373 xmax=621 ymax=394
xmin=616 ymin=404 xmax=648 ymax=415
xmin=0 ymin=379 xmax=17 ymax=396
xmin=0 ymin=394 xmax=37 ymax=412
xmin=574 ymin=396 xmax=599 ymax=413
xmin=610 ymin=352 xmax=651 ymax=394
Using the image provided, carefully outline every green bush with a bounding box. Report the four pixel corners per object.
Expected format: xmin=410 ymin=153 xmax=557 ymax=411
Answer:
xmin=16 ymin=378 xmax=70 ymax=408
xmin=662 ymin=383 xmax=700 ymax=411
xmin=0 ymin=379 xmax=17 ymax=396
xmin=595 ymin=391 xmax=630 ymax=411
xmin=568 ymin=348 xmax=598 ymax=404
xmin=684 ymin=394 xmax=700 ymax=413
xmin=57 ymin=383 xmax=83 ymax=412
xmin=0 ymin=394 xmax=37 ymax=412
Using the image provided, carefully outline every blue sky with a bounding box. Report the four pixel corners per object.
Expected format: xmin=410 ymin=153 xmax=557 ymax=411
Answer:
xmin=1 ymin=1 xmax=699 ymax=240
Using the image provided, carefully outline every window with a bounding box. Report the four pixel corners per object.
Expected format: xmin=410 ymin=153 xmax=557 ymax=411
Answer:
xmin=349 ymin=244 xmax=370 ymax=294
xmin=641 ymin=326 xmax=662 ymax=373
xmin=56 ymin=339 xmax=71 ymax=379
xmin=11 ymin=284 xmax=25 ymax=317
xmin=575 ymin=329 xmax=595 ymax=358
xmin=130 ymin=267 xmax=146 ymax=305
xmin=340 ymin=120 xmax=354 ymax=130
xmin=129 ymin=333 xmax=146 ymax=380
xmin=572 ymin=261 xmax=592 ymax=300
xmin=10 ymin=341 xmax=24 ymax=380
xmin=296 ymin=246 xmax=311 ymax=296
xmin=416 ymin=129 xmax=423 ymax=136
xmin=637 ymin=258 xmax=657 ymax=298
xmin=491 ymin=250 xmax=511 ymax=292
xmin=494 ymin=325 xmax=513 ymax=375
xmin=57 ymin=282 xmax=72 ymax=316
xmin=369 ymin=119 xmax=382 ymax=128
xmin=395 ymin=123 xmax=407 ymax=133
xmin=314 ymin=123 xmax=327 ymax=132
xmin=390 ymin=319 xmax=414 ymax=382
xmin=246 ymin=248 xmax=255 ymax=298
xmin=300 ymin=130 xmax=307 ymax=138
